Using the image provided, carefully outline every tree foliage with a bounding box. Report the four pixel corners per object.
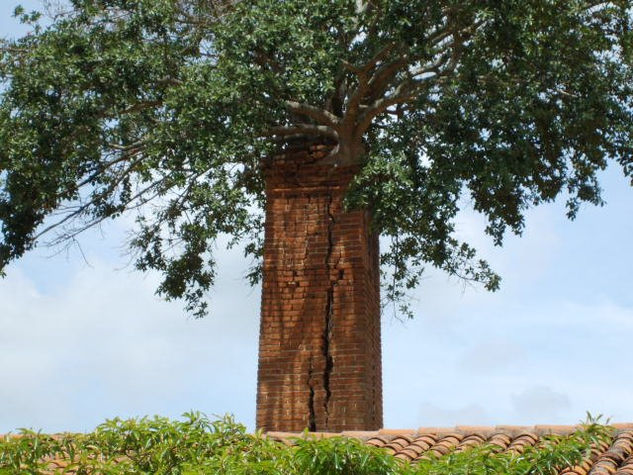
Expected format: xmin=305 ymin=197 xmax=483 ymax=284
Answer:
xmin=1 ymin=0 xmax=631 ymax=316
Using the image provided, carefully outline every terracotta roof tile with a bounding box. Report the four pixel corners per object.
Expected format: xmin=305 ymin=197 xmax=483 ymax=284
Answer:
xmin=590 ymin=432 xmax=633 ymax=475
xmin=506 ymin=433 xmax=537 ymax=454
xmin=407 ymin=434 xmax=438 ymax=455
xmin=618 ymin=455 xmax=633 ymax=474
xmin=378 ymin=428 xmax=417 ymax=435
xmin=429 ymin=434 xmax=463 ymax=456
xmin=365 ymin=434 xmax=396 ymax=447
xmin=339 ymin=430 xmax=378 ymax=440
xmin=488 ymin=432 xmax=514 ymax=451
xmin=266 ymin=424 xmax=633 ymax=473
xmin=384 ymin=435 xmax=415 ymax=453
xmin=612 ymin=424 xmax=633 ymax=431
xmin=456 ymin=433 xmax=487 ymax=451
xmin=534 ymin=424 xmax=581 ymax=436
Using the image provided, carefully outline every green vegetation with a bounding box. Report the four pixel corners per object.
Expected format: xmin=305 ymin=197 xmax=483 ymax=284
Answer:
xmin=1 ymin=1 xmax=632 ymax=317
xmin=0 ymin=413 xmax=613 ymax=474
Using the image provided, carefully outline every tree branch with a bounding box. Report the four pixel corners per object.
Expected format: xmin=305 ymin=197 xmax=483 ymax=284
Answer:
xmin=73 ymin=139 xmax=147 ymax=190
xmin=356 ymin=81 xmax=418 ymax=134
xmin=343 ymin=41 xmax=397 ymax=76
xmin=366 ymin=56 xmax=410 ymax=103
xmin=342 ymin=42 xmax=400 ymax=125
xmin=119 ymin=100 xmax=162 ymax=115
xmin=39 ymin=171 xmax=181 ymax=247
xmin=283 ymin=100 xmax=340 ymax=126
xmin=262 ymin=123 xmax=339 ymax=140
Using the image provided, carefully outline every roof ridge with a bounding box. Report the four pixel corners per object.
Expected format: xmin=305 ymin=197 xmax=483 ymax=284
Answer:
xmin=264 ymin=422 xmax=633 ymax=440
xmin=4 ymin=423 xmax=633 ymax=440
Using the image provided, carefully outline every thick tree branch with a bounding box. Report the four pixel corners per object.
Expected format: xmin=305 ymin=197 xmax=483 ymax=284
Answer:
xmin=365 ymin=56 xmax=410 ymax=103
xmin=325 ymin=70 xmax=348 ymax=117
xmin=283 ymin=100 xmax=340 ymax=126
xmin=263 ymin=123 xmax=339 ymax=141
xmin=342 ymin=42 xmax=398 ymax=122
xmin=344 ymin=69 xmax=370 ymax=124
xmin=409 ymin=52 xmax=452 ymax=79
xmin=355 ymin=14 xmax=485 ymax=134
xmin=347 ymin=15 xmax=487 ymax=133
xmin=356 ymin=87 xmax=416 ymax=135
xmin=343 ymin=42 xmax=397 ymax=76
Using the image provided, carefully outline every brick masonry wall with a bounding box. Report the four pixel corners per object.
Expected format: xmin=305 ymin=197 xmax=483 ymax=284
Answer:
xmin=256 ymin=143 xmax=383 ymax=432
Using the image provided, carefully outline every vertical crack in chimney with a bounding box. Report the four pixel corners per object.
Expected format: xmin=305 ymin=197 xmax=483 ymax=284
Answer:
xmin=307 ymin=356 xmax=316 ymax=432
xmin=323 ymin=189 xmax=335 ymax=430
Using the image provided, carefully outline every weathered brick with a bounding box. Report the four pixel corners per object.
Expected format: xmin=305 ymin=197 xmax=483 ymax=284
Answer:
xmin=256 ymin=144 xmax=382 ymax=432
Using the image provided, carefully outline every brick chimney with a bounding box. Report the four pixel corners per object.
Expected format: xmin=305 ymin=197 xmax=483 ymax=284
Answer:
xmin=256 ymin=143 xmax=382 ymax=432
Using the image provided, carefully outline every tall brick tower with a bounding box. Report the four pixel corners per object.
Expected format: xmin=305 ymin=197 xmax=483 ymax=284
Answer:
xmin=256 ymin=143 xmax=383 ymax=432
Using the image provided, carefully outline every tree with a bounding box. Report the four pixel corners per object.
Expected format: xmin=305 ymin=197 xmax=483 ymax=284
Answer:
xmin=1 ymin=0 xmax=631 ymax=316
xmin=1 ymin=0 xmax=633 ymax=431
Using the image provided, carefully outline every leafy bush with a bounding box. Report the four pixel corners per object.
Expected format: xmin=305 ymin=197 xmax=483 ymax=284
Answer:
xmin=0 ymin=413 xmax=613 ymax=474
xmin=412 ymin=419 xmax=612 ymax=475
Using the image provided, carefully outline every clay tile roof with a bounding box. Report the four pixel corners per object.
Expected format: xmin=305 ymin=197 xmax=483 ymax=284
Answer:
xmin=457 ymin=433 xmax=488 ymax=452
xmin=455 ymin=425 xmax=496 ymax=438
xmin=365 ymin=434 xmax=396 ymax=446
xmin=269 ymin=424 xmax=633 ymax=473
xmin=488 ymin=432 xmax=514 ymax=451
xmin=429 ymin=434 xmax=463 ymax=457
xmin=534 ymin=425 xmax=581 ymax=436
xmin=507 ymin=433 xmax=539 ymax=454
xmin=613 ymin=424 xmax=633 ymax=431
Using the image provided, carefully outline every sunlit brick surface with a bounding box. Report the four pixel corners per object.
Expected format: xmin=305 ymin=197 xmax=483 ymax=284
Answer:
xmin=256 ymin=144 xmax=382 ymax=432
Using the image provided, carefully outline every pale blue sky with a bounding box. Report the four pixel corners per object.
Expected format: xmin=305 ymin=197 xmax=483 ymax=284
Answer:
xmin=1 ymin=2 xmax=632 ymax=433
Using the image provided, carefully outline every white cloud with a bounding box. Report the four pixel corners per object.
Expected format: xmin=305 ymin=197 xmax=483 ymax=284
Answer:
xmin=0 ymin=245 xmax=260 ymax=433
xmin=511 ymin=386 xmax=571 ymax=422
xmin=458 ymin=340 xmax=526 ymax=373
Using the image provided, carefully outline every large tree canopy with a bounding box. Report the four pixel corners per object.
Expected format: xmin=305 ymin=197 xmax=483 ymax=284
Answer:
xmin=1 ymin=0 xmax=632 ymax=316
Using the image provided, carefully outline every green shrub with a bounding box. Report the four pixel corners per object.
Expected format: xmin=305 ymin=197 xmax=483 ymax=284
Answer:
xmin=0 ymin=413 xmax=612 ymax=474
xmin=291 ymin=436 xmax=401 ymax=475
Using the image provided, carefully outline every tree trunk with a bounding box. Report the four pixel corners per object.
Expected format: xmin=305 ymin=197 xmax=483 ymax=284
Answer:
xmin=256 ymin=143 xmax=382 ymax=432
